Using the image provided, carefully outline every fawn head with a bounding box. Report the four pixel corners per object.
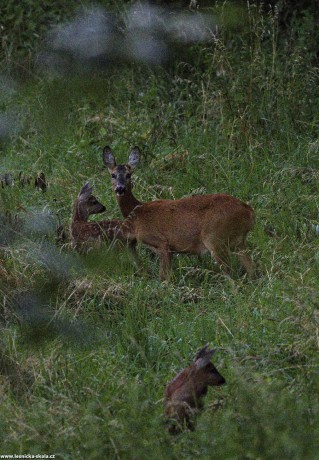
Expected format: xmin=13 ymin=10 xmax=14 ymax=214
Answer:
xmin=165 ymin=344 xmax=225 ymax=404
xmin=75 ymin=183 xmax=106 ymax=221
xmin=164 ymin=344 xmax=225 ymax=434
xmin=102 ymin=146 xmax=141 ymax=196
xmin=192 ymin=344 xmax=226 ymax=388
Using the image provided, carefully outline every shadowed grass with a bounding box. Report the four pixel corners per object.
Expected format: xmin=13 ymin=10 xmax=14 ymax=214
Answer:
xmin=1 ymin=2 xmax=319 ymax=458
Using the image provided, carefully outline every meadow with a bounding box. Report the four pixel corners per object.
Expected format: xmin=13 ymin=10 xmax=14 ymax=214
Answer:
xmin=0 ymin=2 xmax=319 ymax=458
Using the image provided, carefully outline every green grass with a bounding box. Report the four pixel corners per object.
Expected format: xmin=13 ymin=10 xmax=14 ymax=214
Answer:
xmin=1 ymin=4 xmax=319 ymax=459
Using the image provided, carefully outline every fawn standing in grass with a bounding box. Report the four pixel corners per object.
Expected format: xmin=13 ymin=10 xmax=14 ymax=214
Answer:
xmin=70 ymin=183 xmax=122 ymax=247
xmin=164 ymin=344 xmax=226 ymax=434
xmin=101 ymin=146 xmax=255 ymax=279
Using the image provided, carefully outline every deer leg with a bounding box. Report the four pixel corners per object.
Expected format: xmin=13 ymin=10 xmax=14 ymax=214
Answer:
xmin=234 ymin=244 xmax=255 ymax=277
xmin=128 ymin=240 xmax=139 ymax=263
xmin=211 ymin=248 xmax=233 ymax=275
xmin=158 ymin=249 xmax=172 ymax=280
xmin=203 ymin=236 xmax=232 ymax=275
xmin=127 ymin=239 xmax=150 ymax=276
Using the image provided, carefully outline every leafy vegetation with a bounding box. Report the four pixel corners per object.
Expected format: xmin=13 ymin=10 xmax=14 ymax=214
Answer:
xmin=0 ymin=2 xmax=318 ymax=459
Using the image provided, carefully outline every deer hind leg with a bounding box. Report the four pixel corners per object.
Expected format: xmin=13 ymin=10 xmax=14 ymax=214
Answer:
xmin=211 ymin=247 xmax=233 ymax=275
xmin=232 ymin=235 xmax=255 ymax=277
xmin=234 ymin=244 xmax=255 ymax=277
xmin=157 ymin=247 xmax=172 ymax=281
xmin=204 ymin=239 xmax=232 ymax=275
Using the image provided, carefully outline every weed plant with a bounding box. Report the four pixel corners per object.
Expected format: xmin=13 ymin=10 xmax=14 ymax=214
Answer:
xmin=0 ymin=2 xmax=319 ymax=459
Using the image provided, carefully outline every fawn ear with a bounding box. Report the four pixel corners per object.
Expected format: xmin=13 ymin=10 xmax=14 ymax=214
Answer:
xmin=194 ymin=343 xmax=216 ymax=369
xmin=103 ymin=146 xmax=116 ymax=171
xmin=78 ymin=182 xmax=93 ymax=201
xmin=128 ymin=146 xmax=141 ymax=170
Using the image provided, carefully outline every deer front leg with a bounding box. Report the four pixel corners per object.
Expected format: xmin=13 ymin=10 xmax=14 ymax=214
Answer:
xmin=128 ymin=239 xmax=148 ymax=276
xmin=128 ymin=240 xmax=139 ymax=263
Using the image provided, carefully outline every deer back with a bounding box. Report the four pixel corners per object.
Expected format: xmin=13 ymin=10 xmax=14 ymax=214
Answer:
xmin=125 ymin=194 xmax=255 ymax=254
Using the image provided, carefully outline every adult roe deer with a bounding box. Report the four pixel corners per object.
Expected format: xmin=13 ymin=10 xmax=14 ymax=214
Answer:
xmin=164 ymin=344 xmax=226 ymax=433
xmin=101 ymin=146 xmax=255 ymax=279
xmin=103 ymin=146 xmax=143 ymax=257
xmin=102 ymin=146 xmax=142 ymax=218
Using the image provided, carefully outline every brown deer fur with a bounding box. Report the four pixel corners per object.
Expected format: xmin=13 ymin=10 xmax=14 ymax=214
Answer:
xmin=70 ymin=183 xmax=123 ymax=246
xmin=164 ymin=344 xmax=225 ymax=433
xmin=102 ymin=146 xmax=142 ymax=218
xmin=99 ymin=193 xmax=255 ymax=279
xmin=103 ymin=146 xmax=143 ymax=255
xmin=101 ymin=146 xmax=256 ymax=279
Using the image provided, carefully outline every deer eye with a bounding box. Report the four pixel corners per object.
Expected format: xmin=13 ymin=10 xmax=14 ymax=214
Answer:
xmin=111 ymin=174 xmax=116 ymax=179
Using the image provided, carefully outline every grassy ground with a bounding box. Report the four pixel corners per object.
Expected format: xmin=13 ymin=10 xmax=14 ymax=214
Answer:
xmin=1 ymin=4 xmax=319 ymax=459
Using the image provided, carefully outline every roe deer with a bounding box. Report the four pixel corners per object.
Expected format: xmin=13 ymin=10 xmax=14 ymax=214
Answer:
xmin=102 ymin=146 xmax=142 ymax=218
xmin=164 ymin=344 xmax=226 ymax=433
xmin=102 ymin=145 xmax=255 ymax=279
xmin=96 ymin=193 xmax=255 ymax=279
xmin=70 ymin=183 xmax=122 ymax=246
xmin=103 ymin=145 xmax=143 ymax=257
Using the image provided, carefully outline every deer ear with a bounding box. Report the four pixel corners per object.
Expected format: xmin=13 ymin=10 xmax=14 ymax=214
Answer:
xmin=103 ymin=146 xmax=116 ymax=171
xmin=78 ymin=182 xmax=93 ymax=200
xmin=194 ymin=344 xmax=216 ymax=369
xmin=128 ymin=146 xmax=141 ymax=170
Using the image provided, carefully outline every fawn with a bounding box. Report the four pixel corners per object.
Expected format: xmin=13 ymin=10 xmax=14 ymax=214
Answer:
xmin=101 ymin=146 xmax=255 ymax=279
xmin=70 ymin=183 xmax=122 ymax=246
xmin=164 ymin=344 xmax=226 ymax=433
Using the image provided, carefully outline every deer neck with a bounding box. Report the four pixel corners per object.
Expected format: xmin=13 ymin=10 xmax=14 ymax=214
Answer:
xmin=72 ymin=202 xmax=87 ymax=223
xmin=116 ymin=189 xmax=141 ymax=218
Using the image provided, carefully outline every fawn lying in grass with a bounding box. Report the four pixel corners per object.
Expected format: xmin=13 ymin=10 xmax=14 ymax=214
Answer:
xmin=70 ymin=183 xmax=122 ymax=247
xmin=102 ymin=146 xmax=256 ymax=280
xmin=164 ymin=344 xmax=226 ymax=434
